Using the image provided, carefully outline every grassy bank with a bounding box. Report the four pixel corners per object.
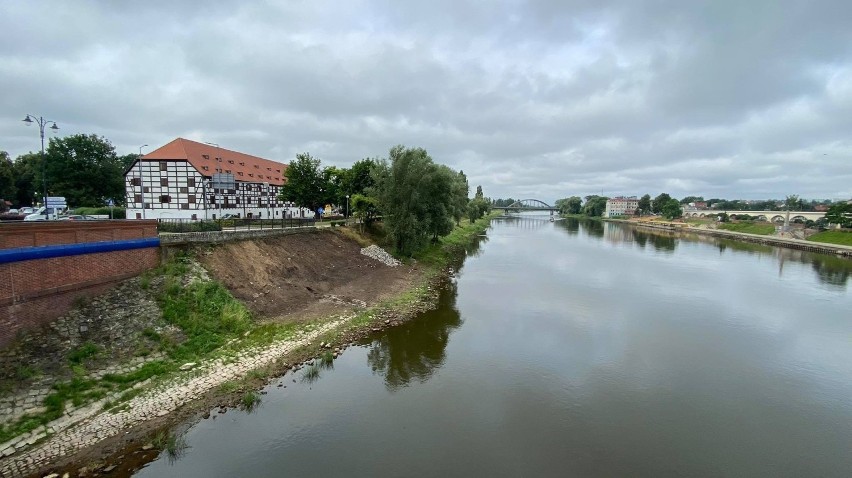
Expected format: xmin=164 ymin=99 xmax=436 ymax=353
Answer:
xmin=807 ymin=230 xmax=852 ymax=246
xmin=718 ymin=222 xmax=775 ymax=235
xmin=0 ymin=214 xmax=494 ymax=447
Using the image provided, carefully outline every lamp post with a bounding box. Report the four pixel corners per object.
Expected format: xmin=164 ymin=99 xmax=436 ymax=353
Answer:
xmin=139 ymin=144 xmax=148 ymax=156
xmin=346 ymin=194 xmax=350 ymax=220
xmin=22 ymin=115 xmax=59 ymax=216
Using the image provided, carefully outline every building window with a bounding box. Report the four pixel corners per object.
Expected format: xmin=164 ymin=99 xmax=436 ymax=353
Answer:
xmin=131 ymin=177 xmax=141 ymax=186
xmin=159 ymin=195 xmax=171 ymax=203
xmin=187 ymin=178 xmax=196 ymax=187
xmin=188 ymin=194 xmax=196 ymax=204
xmin=159 ymin=161 xmax=168 ymax=171
xmin=181 ymin=203 xmax=189 ymax=210
xmin=134 ymin=194 xmax=142 ymax=203
xmin=180 ymin=187 xmax=188 ymax=193
xmin=160 ymin=178 xmax=169 ymax=187
xmin=203 ymin=166 xmax=209 ymax=171
xmin=143 ymin=187 xmax=150 ymax=193
xmin=228 ymin=160 xmax=234 ymax=164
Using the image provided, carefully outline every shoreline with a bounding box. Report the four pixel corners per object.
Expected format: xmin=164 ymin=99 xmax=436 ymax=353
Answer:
xmin=0 ymin=217 xmax=492 ymax=478
xmin=601 ymin=218 xmax=852 ymax=258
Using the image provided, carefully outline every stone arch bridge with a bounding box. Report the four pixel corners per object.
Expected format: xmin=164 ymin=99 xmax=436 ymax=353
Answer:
xmin=683 ymin=210 xmax=826 ymax=222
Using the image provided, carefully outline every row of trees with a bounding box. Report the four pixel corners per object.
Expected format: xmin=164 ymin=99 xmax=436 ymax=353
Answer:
xmin=279 ymin=145 xmax=489 ymax=256
xmin=555 ymin=193 xmax=684 ymax=220
xmin=1 ymin=135 xmax=135 ymax=209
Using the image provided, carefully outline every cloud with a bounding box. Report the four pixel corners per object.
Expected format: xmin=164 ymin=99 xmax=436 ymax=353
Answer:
xmin=1 ymin=0 xmax=851 ymax=202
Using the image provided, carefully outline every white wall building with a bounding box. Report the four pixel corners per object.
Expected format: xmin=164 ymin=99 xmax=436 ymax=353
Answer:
xmin=604 ymin=196 xmax=639 ymax=217
xmin=125 ymin=138 xmax=310 ymax=220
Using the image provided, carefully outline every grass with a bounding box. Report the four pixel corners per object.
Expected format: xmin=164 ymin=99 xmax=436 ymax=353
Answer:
xmin=807 ymin=230 xmax=852 ymax=246
xmin=719 ymin=222 xmax=776 ymax=235
xmin=68 ymin=342 xmax=101 ymax=364
xmin=319 ymin=352 xmax=335 ymax=369
xmin=413 ymin=212 xmax=495 ymax=266
xmin=302 ymin=365 xmax=321 ymax=384
xmin=151 ymin=430 xmax=190 ymax=463
xmin=240 ymin=390 xmax=261 ymax=412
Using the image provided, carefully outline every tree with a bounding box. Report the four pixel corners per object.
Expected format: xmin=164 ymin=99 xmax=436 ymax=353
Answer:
xmin=652 ymin=193 xmax=672 ymax=214
xmin=785 ymin=194 xmax=804 ymax=211
xmin=449 ymin=169 xmax=469 ymax=225
xmin=637 ymin=194 xmax=651 ymax=215
xmin=43 ymin=134 xmax=126 ymax=206
xmin=12 ymin=152 xmax=39 ymax=207
xmin=679 ymin=195 xmax=704 ymax=205
xmin=0 ymin=152 xmax=15 ymax=204
xmin=343 ymin=158 xmax=377 ymax=198
xmin=475 ymin=185 xmax=484 ymax=200
xmin=582 ymin=195 xmax=608 ymax=217
xmin=555 ymin=196 xmax=582 ymax=215
xmin=350 ymin=193 xmax=379 ymax=231
xmin=824 ymin=202 xmax=852 ymax=228
xmin=279 ymin=153 xmax=327 ymax=215
xmin=661 ymin=199 xmax=683 ymax=219
xmin=373 ymin=145 xmax=460 ymax=256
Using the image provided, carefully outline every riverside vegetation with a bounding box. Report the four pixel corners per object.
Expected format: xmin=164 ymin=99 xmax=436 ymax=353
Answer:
xmin=0 ymin=212 xmax=494 ymax=475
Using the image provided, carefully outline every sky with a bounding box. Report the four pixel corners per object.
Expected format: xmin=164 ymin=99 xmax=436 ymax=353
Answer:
xmin=2 ymin=1 xmax=851 ymax=202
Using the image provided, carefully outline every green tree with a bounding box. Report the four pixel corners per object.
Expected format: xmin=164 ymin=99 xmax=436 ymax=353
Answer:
xmin=372 ymin=145 xmax=460 ymax=256
xmin=582 ymin=195 xmax=608 ymax=217
xmin=350 ymin=193 xmax=379 ymax=231
xmin=0 ymin=152 xmax=15 ymax=205
xmin=43 ymin=134 xmax=126 ymax=206
xmin=784 ymin=194 xmax=804 ymax=211
xmin=824 ymin=202 xmax=852 ymax=228
xmin=661 ymin=199 xmax=683 ymax=219
xmin=475 ymin=185 xmax=484 ymax=200
xmin=555 ymin=196 xmax=582 ymax=215
xmin=651 ymin=193 xmax=672 ymax=214
xmin=279 ymin=153 xmax=327 ymax=214
xmin=679 ymin=195 xmax=704 ymax=204
xmin=12 ymin=152 xmax=40 ymax=207
xmin=637 ymin=194 xmax=651 ymax=215
xmin=343 ymin=158 xmax=377 ymax=197
xmin=449 ymin=169 xmax=469 ymax=225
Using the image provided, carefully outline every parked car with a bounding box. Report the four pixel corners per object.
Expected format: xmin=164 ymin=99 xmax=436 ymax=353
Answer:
xmin=220 ymin=214 xmax=239 ymax=220
xmin=24 ymin=206 xmax=68 ymax=221
xmin=19 ymin=207 xmax=35 ymax=214
xmin=8 ymin=209 xmax=18 ymax=214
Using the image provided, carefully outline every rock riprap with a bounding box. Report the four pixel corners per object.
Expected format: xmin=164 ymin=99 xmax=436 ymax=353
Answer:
xmin=359 ymin=245 xmax=400 ymax=267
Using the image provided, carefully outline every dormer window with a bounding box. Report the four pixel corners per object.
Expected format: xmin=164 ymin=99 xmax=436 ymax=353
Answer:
xmin=202 ymin=166 xmax=210 ymax=171
xmin=202 ymin=154 xmax=210 ymax=159
xmin=254 ymin=165 xmax=259 ymax=169
xmin=239 ymin=162 xmax=245 ymax=166
xmin=228 ymin=160 xmax=234 ymax=164
xmin=238 ymin=172 xmax=244 ymax=176
xmin=225 ymin=169 xmax=232 ymax=173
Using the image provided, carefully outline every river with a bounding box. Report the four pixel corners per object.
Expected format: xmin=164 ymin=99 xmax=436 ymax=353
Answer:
xmin=135 ymin=216 xmax=852 ymax=477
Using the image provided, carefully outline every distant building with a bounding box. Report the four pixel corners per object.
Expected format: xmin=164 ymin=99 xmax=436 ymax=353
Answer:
xmin=814 ymin=204 xmax=829 ymax=212
xmin=604 ymin=196 xmax=639 ymax=217
xmin=125 ymin=138 xmax=307 ymax=220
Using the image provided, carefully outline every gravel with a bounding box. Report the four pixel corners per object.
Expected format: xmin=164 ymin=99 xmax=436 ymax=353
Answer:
xmin=360 ymin=245 xmax=401 ymax=267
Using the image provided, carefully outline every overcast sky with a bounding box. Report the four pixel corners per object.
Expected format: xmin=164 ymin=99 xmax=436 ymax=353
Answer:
xmin=2 ymin=1 xmax=851 ymax=202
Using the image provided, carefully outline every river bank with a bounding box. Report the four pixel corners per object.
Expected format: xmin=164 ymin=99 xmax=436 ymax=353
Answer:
xmin=0 ymin=216 xmax=493 ymax=477
xmin=604 ymin=218 xmax=852 ymax=258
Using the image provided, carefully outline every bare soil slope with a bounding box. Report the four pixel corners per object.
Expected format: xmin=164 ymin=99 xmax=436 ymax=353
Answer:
xmin=200 ymin=230 xmax=416 ymax=321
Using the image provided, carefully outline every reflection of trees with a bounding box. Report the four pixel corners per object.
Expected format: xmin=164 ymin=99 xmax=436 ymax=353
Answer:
xmin=631 ymin=229 xmax=647 ymax=248
xmin=367 ymin=283 xmax=462 ymax=391
xmin=810 ymin=254 xmax=851 ymax=288
xmin=647 ymin=232 xmax=677 ymax=252
xmin=583 ymin=220 xmax=604 ymax=238
xmin=554 ymin=218 xmax=580 ymax=235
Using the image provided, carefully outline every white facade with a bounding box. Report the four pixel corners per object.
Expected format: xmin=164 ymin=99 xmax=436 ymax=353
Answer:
xmin=604 ymin=196 xmax=639 ymax=218
xmin=125 ymin=159 xmax=309 ymax=220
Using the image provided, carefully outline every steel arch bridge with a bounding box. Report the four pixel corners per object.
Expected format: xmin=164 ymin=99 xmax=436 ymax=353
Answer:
xmin=496 ymin=199 xmax=558 ymax=212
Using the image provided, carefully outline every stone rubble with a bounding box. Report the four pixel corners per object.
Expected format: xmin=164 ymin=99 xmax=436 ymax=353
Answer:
xmin=359 ymin=245 xmax=400 ymax=267
xmin=0 ymin=318 xmax=345 ymax=478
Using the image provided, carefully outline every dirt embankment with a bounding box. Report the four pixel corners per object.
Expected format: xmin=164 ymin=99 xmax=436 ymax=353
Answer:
xmin=200 ymin=230 xmax=419 ymax=321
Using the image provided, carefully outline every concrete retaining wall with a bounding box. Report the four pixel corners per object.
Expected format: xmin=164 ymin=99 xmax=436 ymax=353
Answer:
xmin=159 ymin=226 xmax=319 ymax=245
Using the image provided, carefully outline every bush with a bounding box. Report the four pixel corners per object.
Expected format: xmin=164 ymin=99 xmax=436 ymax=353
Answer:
xmin=73 ymin=207 xmax=126 ymax=219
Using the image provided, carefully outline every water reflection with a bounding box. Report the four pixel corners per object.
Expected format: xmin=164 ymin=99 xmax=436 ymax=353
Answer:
xmin=810 ymin=254 xmax=852 ymax=288
xmin=367 ymin=282 xmax=462 ymax=391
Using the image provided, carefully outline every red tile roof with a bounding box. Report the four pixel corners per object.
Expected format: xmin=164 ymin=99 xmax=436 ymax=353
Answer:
xmin=142 ymin=138 xmax=286 ymax=186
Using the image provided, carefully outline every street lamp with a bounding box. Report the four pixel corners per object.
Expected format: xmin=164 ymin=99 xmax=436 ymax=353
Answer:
xmin=22 ymin=114 xmax=59 ymax=216
xmin=139 ymin=144 xmax=148 ymax=156
xmin=346 ymin=194 xmax=350 ymax=220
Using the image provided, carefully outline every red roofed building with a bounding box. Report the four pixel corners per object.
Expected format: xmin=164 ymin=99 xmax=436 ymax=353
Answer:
xmin=125 ymin=138 xmax=305 ymax=220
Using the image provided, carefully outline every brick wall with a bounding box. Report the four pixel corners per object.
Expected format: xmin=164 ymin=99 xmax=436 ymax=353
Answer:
xmin=0 ymin=221 xmax=159 ymax=348
xmin=159 ymin=225 xmax=317 ymax=245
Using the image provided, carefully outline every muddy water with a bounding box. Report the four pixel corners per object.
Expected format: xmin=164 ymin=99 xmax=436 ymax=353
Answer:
xmin=135 ymin=217 xmax=852 ymax=477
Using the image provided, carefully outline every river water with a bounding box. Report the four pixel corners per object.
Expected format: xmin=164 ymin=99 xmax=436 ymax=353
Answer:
xmin=136 ymin=217 xmax=852 ymax=477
